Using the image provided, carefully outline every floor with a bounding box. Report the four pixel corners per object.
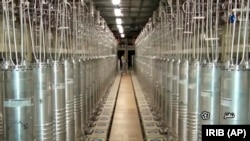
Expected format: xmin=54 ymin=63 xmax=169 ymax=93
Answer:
xmin=109 ymin=73 xmax=144 ymax=141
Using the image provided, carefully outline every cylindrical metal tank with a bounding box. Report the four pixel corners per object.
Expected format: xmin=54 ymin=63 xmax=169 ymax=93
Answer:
xmin=90 ymin=59 xmax=94 ymax=118
xmin=199 ymin=63 xmax=221 ymax=140
xmin=172 ymin=59 xmax=180 ymax=137
xmin=87 ymin=59 xmax=93 ymax=123
xmin=33 ymin=63 xmax=53 ymax=141
xmin=159 ymin=58 xmax=166 ymax=124
xmin=220 ymin=66 xmax=249 ymax=124
xmin=0 ymin=61 xmax=10 ymax=140
xmin=164 ymin=59 xmax=169 ymax=124
xmin=0 ymin=66 xmax=3 ymax=140
xmin=80 ymin=59 xmax=86 ymax=129
xmin=187 ymin=60 xmax=201 ymax=141
xmin=64 ymin=60 xmax=75 ymax=140
xmin=3 ymin=66 xmax=34 ymax=141
xmin=178 ymin=59 xmax=189 ymax=141
xmin=95 ymin=59 xmax=100 ymax=107
xmin=86 ymin=59 xmax=91 ymax=122
xmin=51 ymin=61 xmax=66 ymax=141
xmin=73 ymin=59 xmax=82 ymax=140
xmin=157 ymin=59 xmax=163 ymax=117
xmin=92 ymin=59 xmax=97 ymax=115
xmin=160 ymin=59 xmax=166 ymax=120
xmin=166 ymin=59 xmax=174 ymax=129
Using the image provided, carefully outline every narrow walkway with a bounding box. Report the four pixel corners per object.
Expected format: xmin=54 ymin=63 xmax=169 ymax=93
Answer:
xmin=109 ymin=73 xmax=143 ymax=141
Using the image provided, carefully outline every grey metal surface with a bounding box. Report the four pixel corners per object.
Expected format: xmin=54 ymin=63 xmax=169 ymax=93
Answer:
xmin=51 ymin=61 xmax=66 ymax=141
xmin=172 ymin=59 xmax=180 ymax=138
xmin=0 ymin=68 xmax=2 ymax=140
xmin=166 ymin=59 xmax=174 ymax=129
xmin=87 ymin=59 xmax=92 ymax=122
xmin=187 ymin=61 xmax=201 ymax=141
xmin=33 ymin=63 xmax=53 ymax=141
xmin=178 ymin=60 xmax=189 ymax=141
xmin=73 ymin=60 xmax=82 ymax=140
xmin=220 ymin=66 xmax=249 ymax=124
xmin=160 ymin=59 xmax=166 ymax=121
xmin=64 ymin=60 xmax=75 ymax=140
xmin=199 ymin=63 xmax=221 ymax=140
xmin=80 ymin=59 xmax=86 ymax=129
xmin=3 ymin=67 xmax=34 ymax=141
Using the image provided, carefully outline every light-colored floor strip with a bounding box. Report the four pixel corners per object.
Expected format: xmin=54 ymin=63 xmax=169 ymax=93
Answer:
xmin=109 ymin=73 xmax=143 ymax=141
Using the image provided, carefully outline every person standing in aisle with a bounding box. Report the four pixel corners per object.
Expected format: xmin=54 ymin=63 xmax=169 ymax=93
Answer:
xmin=121 ymin=55 xmax=126 ymax=73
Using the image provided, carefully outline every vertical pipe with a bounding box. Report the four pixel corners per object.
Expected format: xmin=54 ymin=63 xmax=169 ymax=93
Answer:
xmin=51 ymin=61 xmax=66 ymax=141
xmin=33 ymin=63 xmax=53 ymax=141
xmin=199 ymin=63 xmax=221 ymax=140
xmin=64 ymin=60 xmax=75 ymax=140
xmin=0 ymin=65 xmax=3 ymax=140
xmin=80 ymin=59 xmax=86 ymax=130
xmin=166 ymin=59 xmax=174 ymax=129
xmin=178 ymin=59 xmax=189 ymax=141
xmin=73 ymin=60 xmax=82 ymax=141
xmin=187 ymin=60 xmax=201 ymax=141
xmin=172 ymin=59 xmax=180 ymax=138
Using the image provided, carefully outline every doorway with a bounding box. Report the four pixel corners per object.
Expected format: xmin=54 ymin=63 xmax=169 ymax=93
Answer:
xmin=127 ymin=50 xmax=135 ymax=69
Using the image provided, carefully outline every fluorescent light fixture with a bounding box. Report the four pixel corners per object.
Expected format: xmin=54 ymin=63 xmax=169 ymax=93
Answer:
xmin=118 ymin=26 xmax=124 ymax=34
xmin=114 ymin=8 xmax=123 ymax=16
xmin=112 ymin=0 xmax=120 ymax=5
xmin=116 ymin=18 xmax=122 ymax=24
xmin=121 ymin=34 xmax=125 ymax=38
xmin=117 ymin=24 xmax=122 ymax=29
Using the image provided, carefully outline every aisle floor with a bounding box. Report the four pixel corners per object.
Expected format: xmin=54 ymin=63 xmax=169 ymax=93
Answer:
xmin=109 ymin=73 xmax=144 ymax=141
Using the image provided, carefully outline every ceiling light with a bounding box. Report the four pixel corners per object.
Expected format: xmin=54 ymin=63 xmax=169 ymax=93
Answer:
xmin=118 ymin=26 xmax=124 ymax=34
xmin=112 ymin=0 xmax=120 ymax=5
xmin=117 ymin=24 xmax=122 ymax=29
xmin=114 ymin=8 xmax=123 ymax=16
xmin=121 ymin=34 xmax=125 ymax=38
xmin=116 ymin=18 xmax=122 ymax=24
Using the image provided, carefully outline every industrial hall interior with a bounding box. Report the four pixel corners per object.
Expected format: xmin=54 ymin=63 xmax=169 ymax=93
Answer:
xmin=0 ymin=0 xmax=249 ymax=141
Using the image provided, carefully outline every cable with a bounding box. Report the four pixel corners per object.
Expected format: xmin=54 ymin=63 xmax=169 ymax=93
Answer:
xmin=3 ymin=0 xmax=14 ymax=65
xmin=27 ymin=1 xmax=38 ymax=62
xmin=19 ymin=1 xmax=24 ymax=64
xmin=230 ymin=0 xmax=237 ymax=65
xmin=11 ymin=0 xmax=18 ymax=65
xmin=240 ymin=0 xmax=250 ymax=64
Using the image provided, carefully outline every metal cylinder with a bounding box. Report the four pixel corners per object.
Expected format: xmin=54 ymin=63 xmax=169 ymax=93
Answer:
xmin=0 ymin=68 xmax=2 ymax=140
xmin=64 ymin=60 xmax=75 ymax=140
xmin=199 ymin=63 xmax=221 ymax=140
xmin=163 ymin=59 xmax=168 ymax=123
xmin=51 ymin=61 xmax=66 ymax=141
xmin=0 ymin=113 xmax=2 ymax=141
xmin=92 ymin=59 xmax=97 ymax=113
xmin=87 ymin=59 xmax=92 ymax=121
xmin=85 ymin=59 xmax=91 ymax=125
xmin=80 ymin=59 xmax=86 ymax=128
xmin=157 ymin=59 xmax=163 ymax=115
xmin=166 ymin=59 xmax=174 ymax=129
xmin=172 ymin=59 xmax=180 ymax=137
xmin=73 ymin=60 xmax=82 ymax=140
xmin=178 ymin=60 xmax=189 ymax=141
xmin=220 ymin=66 xmax=249 ymax=124
xmin=33 ymin=63 xmax=53 ymax=141
xmin=3 ymin=66 xmax=34 ymax=141
xmin=187 ymin=61 xmax=201 ymax=141
xmin=160 ymin=59 xmax=166 ymax=120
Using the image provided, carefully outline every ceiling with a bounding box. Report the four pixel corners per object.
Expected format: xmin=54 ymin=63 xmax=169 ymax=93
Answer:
xmin=93 ymin=0 xmax=161 ymax=45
